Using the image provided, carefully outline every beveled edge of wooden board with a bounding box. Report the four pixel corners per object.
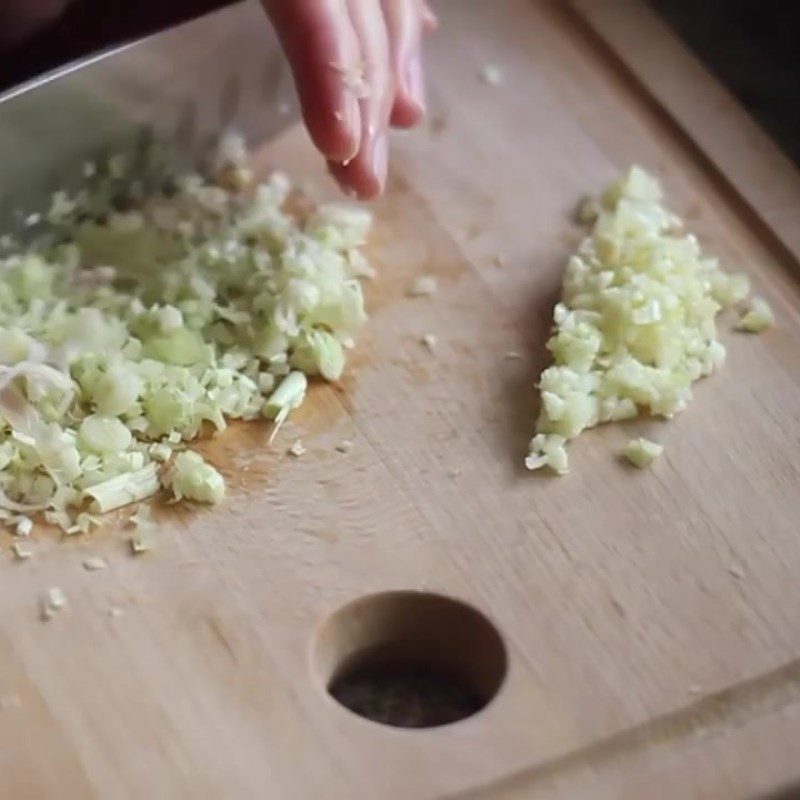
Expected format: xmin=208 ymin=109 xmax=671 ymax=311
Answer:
xmin=567 ymin=0 xmax=800 ymax=270
xmin=451 ymin=2 xmax=800 ymax=797
xmin=456 ymin=656 xmax=800 ymax=799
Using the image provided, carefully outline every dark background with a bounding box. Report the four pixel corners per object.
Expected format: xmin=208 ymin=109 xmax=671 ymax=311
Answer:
xmin=0 ymin=1 xmax=798 ymax=165
xmin=648 ymin=0 xmax=799 ymax=164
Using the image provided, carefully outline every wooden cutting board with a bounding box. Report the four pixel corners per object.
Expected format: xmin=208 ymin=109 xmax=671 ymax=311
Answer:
xmin=2 ymin=1 xmax=800 ymax=798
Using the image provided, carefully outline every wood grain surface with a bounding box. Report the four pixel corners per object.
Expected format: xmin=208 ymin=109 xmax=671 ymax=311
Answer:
xmin=2 ymin=1 xmax=800 ymax=798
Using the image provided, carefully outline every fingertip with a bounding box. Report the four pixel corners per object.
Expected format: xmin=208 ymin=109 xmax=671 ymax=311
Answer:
xmin=329 ymin=161 xmax=379 ymax=201
xmin=326 ymin=161 xmax=359 ymax=198
xmin=392 ymin=51 xmax=425 ymax=128
xmin=371 ymin=133 xmax=388 ymax=189
xmin=327 ymin=132 xmax=387 ymax=201
xmin=308 ymin=125 xmax=359 ymax=165
xmin=420 ymin=2 xmax=438 ymax=32
xmin=390 ymin=96 xmax=425 ymax=129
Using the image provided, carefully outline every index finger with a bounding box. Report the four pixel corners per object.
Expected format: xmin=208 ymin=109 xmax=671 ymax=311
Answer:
xmin=262 ymin=0 xmax=363 ymax=163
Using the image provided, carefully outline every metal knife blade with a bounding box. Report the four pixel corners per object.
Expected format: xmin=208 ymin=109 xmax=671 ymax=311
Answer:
xmin=0 ymin=0 xmax=298 ymax=228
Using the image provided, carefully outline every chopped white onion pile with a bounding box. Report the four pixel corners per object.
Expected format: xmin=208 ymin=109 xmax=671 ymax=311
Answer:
xmin=527 ymin=166 xmax=771 ymax=475
xmin=0 ymin=135 xmax=373 ymax=531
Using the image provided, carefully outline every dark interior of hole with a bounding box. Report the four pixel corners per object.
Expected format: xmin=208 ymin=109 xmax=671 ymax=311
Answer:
xmin=328 ymin=647 xmax=488 ymax=729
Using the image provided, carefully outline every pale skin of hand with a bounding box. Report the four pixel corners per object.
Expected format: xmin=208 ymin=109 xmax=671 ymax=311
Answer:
xmin=263 ymin=0 xmax=437 ymax=199
xmin=0 ymin=0 xmax=436 ymax=201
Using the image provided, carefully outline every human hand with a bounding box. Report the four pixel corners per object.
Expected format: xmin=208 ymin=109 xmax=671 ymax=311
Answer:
xmin=263 ymin=0 xmax=436 ymax=200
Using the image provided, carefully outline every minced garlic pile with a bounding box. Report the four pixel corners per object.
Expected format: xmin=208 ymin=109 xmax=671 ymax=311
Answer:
xmin=527 ymin=166 xmax=772 ymax=474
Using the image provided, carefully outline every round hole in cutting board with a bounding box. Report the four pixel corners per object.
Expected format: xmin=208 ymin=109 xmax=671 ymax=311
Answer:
xmin=313 ymin=591 xmax=507 ymax=729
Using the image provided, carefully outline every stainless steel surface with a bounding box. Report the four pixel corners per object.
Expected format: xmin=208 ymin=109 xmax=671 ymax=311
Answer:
xmin=0 ymin=0 xmax=297 ymax=227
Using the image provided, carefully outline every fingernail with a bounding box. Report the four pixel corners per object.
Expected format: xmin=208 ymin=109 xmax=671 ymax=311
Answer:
xmin=340 ymin=93 xmax=361 ymax=162
xmin=371 ymin=133 xmax=388 ymax=188
xmin=405 ymin=53 xmax=425 ymax=112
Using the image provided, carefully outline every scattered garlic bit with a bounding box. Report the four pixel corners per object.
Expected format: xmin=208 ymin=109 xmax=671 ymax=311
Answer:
xmin=167 ymin=451 xmax=224 ymax=505
xmin=736 ymin=297 xmax=774 ymax=333
xmin=711 ymin=271 xmax=750 ymax=307
xmin=527 ymin=165 xmax=757 ymax=475
xmin=264 ymin=371 xmax=308 ymax=444
xmin=15 ymin=516 xmax=32 ymax=537
xmin=504 ymin=350 xmax=523 ymax=360
xmin=421 ymin=333 xmax=437 ymax=351
xmin=335 ymin=439 xmax=354 ymax=454
xmin=45 ymin=508 xmax=74 ymax=532
xmin=130 ymin=530 xmax=153 ymax=555
xmin=576 ymin=195 xmax=601 ymax=224
xmin=82 ymin=556 xmax=108 ymax=571
xmin=148 ymin=442 xmax=172 ymax=463
xmin=0 ymin=136 xmax=373 ymax=528
xmin=329 ymin=61 xmax=370 ymax=98
xmin=130 ymin=504 xmax=153 ymax=529
xmin=71 ymin=512 xmax=100 ymax=536
xmin=728 ymin=564 xmax=746 ymax=579
xmin=11 ymin=542 xmax=32 ymax=560
xmin=212 ymin=131 xmax=253 ymax=191
xmin=129 ymin=505 xmax=155 ymax=554
xmin=289 ymin=331 xmax=345 ymax=381
xmin=257 ymin=372 xmax=276 ymax=395
xmin=479 ymin=63 xmax=503 ymax=85
xmin=407 ymin=275 xmax=438 ymax=297
xmin=623 ymin=437 xmax=663 ymax=469
xmin=41 ymin=587 xmax=67 ymax=620
xmin=108 ymin=605 xmax=124 ymax=618
xmin=48 ymin=190 xmax=77 ymax=223
xmin=288 ymin=439 xmax=306 ymax=457
xmin=348 ymin=249 xmax=377 ymax=280
xmin=107 ymin=153 xmax=129 ymax=179
xmin=525 ymin=433 xmax=568 ymax=475
xmin=48 ymin=587 xmax=66 ymax=607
